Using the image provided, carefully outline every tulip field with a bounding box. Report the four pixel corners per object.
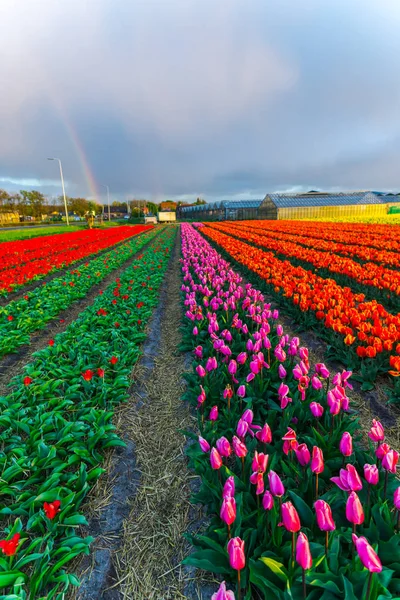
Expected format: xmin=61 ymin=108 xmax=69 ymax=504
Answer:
xmin=0 ymin=220 xmax=399 ymax=599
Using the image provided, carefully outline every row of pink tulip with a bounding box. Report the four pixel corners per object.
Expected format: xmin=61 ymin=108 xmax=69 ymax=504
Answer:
xmin=180 ymin=223 xmax=400 ymax=600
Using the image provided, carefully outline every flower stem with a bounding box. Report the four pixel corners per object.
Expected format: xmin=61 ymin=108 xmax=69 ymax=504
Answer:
xmin=325 ymin=530 xmax=329 ymax=556
xmin=384 ymin=470 xmax=388 ymax=498
xmin=292 ymin=531 xmax=295 ymax=569
xmin=302 ymin=568 xmax=306 ymax=599
xmin=366 ymin=571 xmax=373 ymax=600
xmin=315 ymin=473 xmax=319 ymax=499
xmin=237 ymin=569 xmax=242 ymax=600
xmin=241 ymin=457 xmax=245 ymax=479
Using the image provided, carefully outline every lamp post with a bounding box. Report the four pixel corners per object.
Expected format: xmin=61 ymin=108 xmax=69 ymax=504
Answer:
xmin=47 ymin=157 xmax=69 ymax=225
xmin=101 ymin=184 xmax=111 ymax=222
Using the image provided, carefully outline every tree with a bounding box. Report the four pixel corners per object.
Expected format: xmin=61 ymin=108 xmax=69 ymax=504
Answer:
xmin=67 ymin=197 xmax=90 ymax=216
xmin=20 ymin=190 xmax=47 ymax=218
xmin=195 ymin=197 xmax=206 ymax=205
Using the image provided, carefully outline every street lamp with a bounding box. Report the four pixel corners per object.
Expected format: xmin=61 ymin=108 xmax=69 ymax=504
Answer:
xmin=47 ymin=158 xmax=69 ymax=226
xmin=101 ymin=184 xmax=111 ymax=222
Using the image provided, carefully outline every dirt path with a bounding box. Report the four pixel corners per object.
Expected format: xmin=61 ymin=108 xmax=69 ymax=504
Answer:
xmin=74 ymin=230 xmax=204 ymax=600
xmin=0 ymin=229 xmax=163 ymax=397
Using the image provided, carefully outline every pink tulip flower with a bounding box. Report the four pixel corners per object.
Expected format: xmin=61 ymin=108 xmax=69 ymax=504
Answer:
xmin=237 ymin=384 xmax=246 ymax=398
xmin=314 ymin=499 xmax=335 ymax=531
xmin=296 ymin=532 xmax=312 ymax=570
xmin=331 ymin=464 xmax=363 ymax=492
xmin=368 ymin=419 xmax=385 ymax=443
xmin=220 ymin=496 xmax=236 ymax=526
xmin=212 ymin=581 xmax=235 ymax=600
xmin=209 ymin=406 xmax=219 ymax=421
xmin=198 ymin=436 xmax=210 ymax=453
xmin=376 ymin=443 xmax=390 ymax=460
xmin=232 ymin=436 xmax=247 ymax=458
xmin=196 ymin=365 xmax=206 ymax=378
xmin=295 ymin=443 xmax=311 ymax=466
xmin=268 ymin=470 xmax=285 ymax=497
xmin=210 ymin=448 xmax=223 ymax=470
xmin=311 ymin=447 xmax=324 ymax=474
xmin=310 ymin=402 xmax=324 ymax=418
xmin=262 ymin=490 xmax=274 ymax=510
xmin=346 ymin=492 xmax=364 ymax=525
xmin=352 ymin=534 xmax=382 ymax=572
xmin=281 ymin=501 xmax=301 ymax=532
xmin=364 ymin=464 xmax=379 ymax=486
xmin=216 ymin=437 xmax=232 ymax=458
xmin=255 ymin=423 xmax=272 ymax=445
xmin=223 ymin=476 xmax=235 ymax=499
xmin=382 ymin=449 xmax=399 ymax=474
xmin=339 ymin=432 xmax=353 ymax=457
xmin=227 ymin=537 xmax=245 ymax=571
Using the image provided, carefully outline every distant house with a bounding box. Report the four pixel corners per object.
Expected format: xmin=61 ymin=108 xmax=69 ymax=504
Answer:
xmin=160 ymin=201 xmax=177 ymax=211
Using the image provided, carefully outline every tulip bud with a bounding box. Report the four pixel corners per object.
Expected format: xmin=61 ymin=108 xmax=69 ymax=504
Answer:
xmin=193 ymin=326 xmax=198 ymax=336
xmin=281 ymin=501 xmax=301 ymax=532
xmin=262 ymin=490 xmax=274 ymax=510
xmin=198 ymin=436 xmax=210 ymax=453
xmin=295 ymin=443 xmax=311 ymax=466
xmin=368 ymin=419 xmax=384 ymax=443
xmin=236 ymin=352 xmax=247 ymax=365
xmin=278 ymin=364 xmax=287 ymax=379
xmin=394 ymin=487 xmax=400 ymax=510
xmin=310 ymin=402 xmax=324 ymax=418
xmin=216 ymin=437 xmax=232 ymax=458
xmin=311 ymin=375 xmax=323 ymax=390
xmin=346 ymin=492 xmax=364 ymax=525
xmin=232 ymin=436 xmax=247 ymax=458
xmin=314 ymin=499 xmax=335 ymax=531
xmin=376 ymin=443 xmax=390 ymax=460
xmin=364 ymin=464 xmax=379 ymax=486
xmin=296 ymin=532 xmax=312 ymax=570
xmin=210 ymin=448 xmax=223 ymax=470
xmin=227 ymin=537 xmax=245 ymax=571
xmin=196 ymin=365 xmax=206 ymax=378
xmin=268 ymin=470 xmax=285 ymax=497
xmin=220 ymin=497 xmax=236 ymax=526
xmin=352 ymin=534 xmax=382 ymax=572
xmin=255 ymin=423 xmax=272 ymax=444
xmin=382 ymin=449 xmax=399 ymax=474
xmin=211 ymin=581 xmax=236 ymax=600
xmin=209 ymin=406 xmax=218 ymax=421
xmin=237 ymin=385 xmax=246 ymax=398
xmin=228 ymin=360 xmax=237 ymax=375
xmin=311 ymin=446 xmax=324 ymax=474
xmin=223 ymin=476 xmax=235 ymax=499
xmin=339 ymin=432 xmax=353 ymax=457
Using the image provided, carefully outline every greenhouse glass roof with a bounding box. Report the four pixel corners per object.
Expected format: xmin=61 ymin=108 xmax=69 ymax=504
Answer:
xmin=266 ymin=192 xmax=384 ymax=208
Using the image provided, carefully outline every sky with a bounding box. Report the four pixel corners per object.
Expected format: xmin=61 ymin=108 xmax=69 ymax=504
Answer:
xmin=1 ymin=0 xmax=400 ymax=204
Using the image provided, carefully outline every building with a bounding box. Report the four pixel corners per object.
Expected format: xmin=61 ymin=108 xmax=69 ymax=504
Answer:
xmin=177 ymin=191 xmax=400 ymax=221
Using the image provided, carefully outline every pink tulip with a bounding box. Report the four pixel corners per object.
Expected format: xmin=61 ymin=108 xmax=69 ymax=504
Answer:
xmin=223 ymin=476 xmax=235 ymax=499
xmin=236 ymin=352 xmax=247 ymax=365
xmin=220 ymin=496 xmax=236 ymax=526
xmin=216 ymin=437 xmax=232 ymax=458
xmin=227 ymin=537 xmax=245 ymax=571
xmin=241 ymin=409 xmax=254 ymax=424
xmin=255 ymin=423 xmax=272 ymax=444
xmin=198 ymin=436 xmax=210 ymax=453
xmin=194 ymin=345 xmax=203 ymax=358
xmin=278 ymin=364 xmax=287 ymax=379
xmin=197 ymin=385 xmax=206 ymax=407
xmin=314 ymin=500 xmax=335 ymax=531
xmin=282 ymin=427 xmax=298 ymax=455
xmin=364 ymin=464 xmax=379 ymax=486
xmin=339 ymin=432 xmax=353 ymax=457
xmin=209 ymin=406 xmax=218 ymax=421
xmin=232 ymin=436 xmax=247 ymax=458
xmin=295 ymin=443 xmax=311 ymax=466
xmin=193 ymin=326 xmax=198 ymax=336
xmin=196 ymin=365 xmax=206 ymax=377
xmin=394 ymin=487 xmax=400 ymax=510
xmin=376 ymin=443 xmax=390 ymax=460
xmin=262 ymin=490 xmax=274 ymax=510
xmin=206 ymin=357 xmax=218 ymax=372
xmin=311 ymin=447 xmax=324 ymax=474
xmin=212 ymin=581 xmax=236 ymax=600
xmin=268 ymin=470 xmax=285 ymax=497
xmin=311 ymin=375 xmax=323 ymax=390
xmin=368 ymin=419 xmax=385 ymax=443
xmin=251 ymin=452 xmax=268 ymax=473
xmin=331 ymin=464 xmax=363 ymax=492
xmin=382 ymin=449 xmax=399 ymax=474
xmin=237 ymin=385 xmax=246 ymax=398
xmin=228 ymin=360 xmax=237 ymax=376
xmin=352 ymin=534 xmax=382 ymax=572
xmin=310 ymin=402 xmax=324 ymax=418
xmin=210 ymin=448 xmax=223 ymax=470
xmin=281 ymin=501 xmax=301 ymax=532
xmin=250 ymin=471 xmax=265 ymax=495
xmin=315 ymin=363 xmax=330 ymax=378
xmin=296 ymin=532 xmax=312 ymax=570
xmin=346 ymin=492 xmax=364 ymax=525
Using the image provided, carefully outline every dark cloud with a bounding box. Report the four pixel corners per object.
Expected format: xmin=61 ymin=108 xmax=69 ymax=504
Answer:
xmin=0 ymin=0 xmax=399 ymax=202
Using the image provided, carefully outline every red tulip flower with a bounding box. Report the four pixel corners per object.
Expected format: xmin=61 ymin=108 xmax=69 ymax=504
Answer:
xmin=23 ymin=376 xmax=32 ymax=386
xmin=48 ymin=339 xmax=55 ymax=346
xmin=0 ymin=533 xmax=20 ymax=556
xmin=109 ymin=356 xmax=118 ymax=365
xmin=82 ymin=369 xmax=94 ymax=382
xmin=44 ymin=500 xmax=61 ymax=520
xmin=97 ymin=368 xmax=105 ymax=378
xmin=7 ymin=315 xmax=14 ymax=321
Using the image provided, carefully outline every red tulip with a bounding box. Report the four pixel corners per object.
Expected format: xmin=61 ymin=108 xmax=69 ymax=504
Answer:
xmin=339 ymin=432 xmax=353 ymax=457
xmin=23 ymin=376 xmax=32 ymax=386
xmin=346 ymin=492 xmax=364 ymax=526
xmin=82 ymin=369 xmax=94 ymax=382
xmin=368 ymin=419 xmax=384 ymax=443
xmin=220 ymin=497 xmax=236 ymax=526
xmin=210 ymin=448 xmax=223 ymax=470
xmin=48 ymin=339 xmax=55 ymax=346
xmin=109 ymin=356 xmax=118 ymax=365
xmin=43 ymin=500 xmax=61 ymax=520
xmin=295 ymin=443 xmax=311 ymax=466
xmin=227 ymin=537 xmax=245 ymax=570
xmin=352 ymin=534 xmax=382 ymax=572
xmin=311 ymin=447 xmax=324 ymax=474
xmin=97 ymin=368 xmax=105 ymax=378
xmin=268 ymin=470 xmax=285 ymax=497
xmin=0 ymin=533 xmax=20 ymax=556
xmin=281 ymin=501 xmax=301 ymax=532
xmin=314 ymin=500 xmax=335 ymax=531
xmin=296 ymin=532 xmax=312 ymax=570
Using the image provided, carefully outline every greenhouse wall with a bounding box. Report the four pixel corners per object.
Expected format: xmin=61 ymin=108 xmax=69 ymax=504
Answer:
xmin=277 ymin=203 xmax=388 ymax=220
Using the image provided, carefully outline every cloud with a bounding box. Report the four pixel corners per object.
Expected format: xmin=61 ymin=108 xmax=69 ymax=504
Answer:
xmin=0 ymin=0 xmax=400 ymax=200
